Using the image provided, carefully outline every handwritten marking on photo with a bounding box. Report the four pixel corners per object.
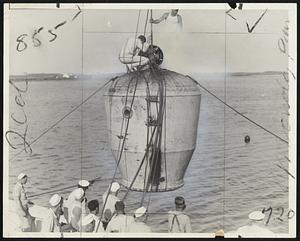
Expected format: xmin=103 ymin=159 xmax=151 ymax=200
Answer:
xmin=246 ymin=9 xmax=268 ymax=33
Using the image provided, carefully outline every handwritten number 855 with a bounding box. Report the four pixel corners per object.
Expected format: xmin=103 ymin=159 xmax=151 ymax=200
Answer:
xmin=16 ymin=6 xmax=81 ymax=53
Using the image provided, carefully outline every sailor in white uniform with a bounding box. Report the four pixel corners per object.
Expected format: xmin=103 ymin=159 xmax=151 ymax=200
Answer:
xmin=79 ymin=199 xmax=105 ymax=232
xmin=106 ymin=201 xmax=134 ymax=233
xmin=64 ymin=180 xmax=90 ymax=222
xmin=149 ymin=9 xmax=183 ymax=69
xmin=168 ymin=196 xmax=191 ymax=233
xmin=150 ymin=9 xmax=183 ymax=32
xmin=13 ymin=173 xmax=35 ymax=232
xmin=102 ymin=182 xmax=121 ymax=215
xmin=234 ymin=211 xmax=274 ymax=237
xmin=41 ymin=194 xmax=63 ymax=232
xmin=119 ymin=35 xmax=150 ymax=71
xmin=127 ymin=206 xmax=152 ymax=233
xmin=69 ymin=188 xmax=85 ymax=231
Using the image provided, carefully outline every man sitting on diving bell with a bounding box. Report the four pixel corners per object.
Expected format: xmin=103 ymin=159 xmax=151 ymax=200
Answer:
xmin=119 ymin=35 xmax=156 ymax=72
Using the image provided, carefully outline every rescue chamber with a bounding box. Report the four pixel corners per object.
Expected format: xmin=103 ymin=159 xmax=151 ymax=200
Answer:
xmin=104 ymin=64 xmax=201 ymax=192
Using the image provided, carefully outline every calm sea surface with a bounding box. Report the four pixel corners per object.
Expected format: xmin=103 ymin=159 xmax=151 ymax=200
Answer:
xmin=7 ymin=72 xmax=290 ymax=233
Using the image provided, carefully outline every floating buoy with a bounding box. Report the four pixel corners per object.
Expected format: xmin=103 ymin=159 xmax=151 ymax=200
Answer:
xmin=104 ymin=68 xmax=201 ymax=192
xmin=244 ymin=135 xmax=250 ymax=143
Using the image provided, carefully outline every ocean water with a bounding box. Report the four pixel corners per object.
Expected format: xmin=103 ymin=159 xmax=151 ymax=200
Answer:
xmin=7 ymin=72 xmax=290 ymax=233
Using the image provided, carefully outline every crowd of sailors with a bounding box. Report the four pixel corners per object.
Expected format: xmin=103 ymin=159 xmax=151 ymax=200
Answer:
xmin=13 ymin=173 xmax=274 ymax=235
xmin=13 ymin=173 xmax=191 ymax=233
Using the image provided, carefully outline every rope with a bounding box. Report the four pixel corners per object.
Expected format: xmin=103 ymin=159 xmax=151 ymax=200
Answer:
xmin=163 ymin=72 xmax=168 ymax=190
xmin=129 ymin=10 xmax=141 ymax=71
xmin=121 ymin=8 xmax=159 ymax=196
xmin=96 ymin=10 xmax=149 ymax=232
xmin=119 ymin=11 xmax=152 ymax=201
xmin=99 ymin=10 xmax=154 ymax=222
xmin=116 ymin=75 xmax=135 ymax=151
xmin=143 ymin=69 xmax=167 ymax=215
xmin=186 ymin=75 xmax=288 ymax=144
xmin=144 ymin=10 xmax=149 ymax=40
xmin=139 ymin=70 xmax=159 ymax=206
xmin=123 ymin=10 xmax=163 ymax=204
xmin=9 ymin=79 xmax=113 ymax=161
xmin=116 ymin=75 xmax=135 ymax=177
xmin=121 ymin=124 xmax=158 ymax=201
xmin=140 ymin=11 xmax=152 ymax=204
xmin=96 ymin=72 xmax=140 ymax=232
xmin=150 ymin=10 xmax=153 ymax=45
xmin=140 ymin=77 xmax=151 ymax=205
xmin=147 ymin=69 xmax=166 ymax=192
xmin=136 ymin=9 xmax=149 ymax=68
xmin=96 ymin=10 xmax=145 ymax=230
xmin=27 ymin=176 xmax=114 ymax=198
xmin=141 ymin=68 xmax=161 ymax=206
xmin=153 ymin=73 xmax=164 ymax=190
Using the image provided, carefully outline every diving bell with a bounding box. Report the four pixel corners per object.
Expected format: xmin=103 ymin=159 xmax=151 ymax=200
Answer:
xmin=104 ymin=57 xmax=201 ymax=192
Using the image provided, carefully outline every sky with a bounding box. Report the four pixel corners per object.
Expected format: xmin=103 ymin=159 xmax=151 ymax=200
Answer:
xmin=7 ymin=6 xmax=290 ymax=75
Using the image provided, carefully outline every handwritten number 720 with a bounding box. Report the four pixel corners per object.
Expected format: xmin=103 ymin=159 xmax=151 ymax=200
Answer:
xmin=262 ymin=207 xmax=295 ymax=224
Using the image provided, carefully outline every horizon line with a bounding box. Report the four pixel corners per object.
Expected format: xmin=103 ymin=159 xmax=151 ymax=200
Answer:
xmin=9 ymin=70 xmax=287 ymax=76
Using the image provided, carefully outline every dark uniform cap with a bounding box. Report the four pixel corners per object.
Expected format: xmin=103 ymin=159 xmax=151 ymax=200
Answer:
xmin=175 ymin=196 xmax=186 ymax=207
xmin=115 ymin=201 xmax=125 ymax=211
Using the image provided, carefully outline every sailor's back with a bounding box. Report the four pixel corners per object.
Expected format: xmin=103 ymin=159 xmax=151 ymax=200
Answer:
xmin=106 ymin=214 xmax=134 ymax=233
xmin=127 ymin=221 xmax=152 ymax=233
xmin=168 ymin=210 xmax=191 ymax=233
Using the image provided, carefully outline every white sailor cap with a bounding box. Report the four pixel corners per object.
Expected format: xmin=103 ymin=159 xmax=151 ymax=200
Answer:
xmin=110 ymin=182 xmax=120 ymax=192
xmin=74 ymin=188 xmax=84 ymax=200
xmin=78 ymin=180 xmax=90 ymax=188
xmin=249 ymin=211 xmax=265 ymax=221
xmin=17 ymin=173 xmax=27 ymax=180
xmin=134 ymin=206 xmax=147 ymax=218
xmin=49 ymin=194 xmax=62 ymax=207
